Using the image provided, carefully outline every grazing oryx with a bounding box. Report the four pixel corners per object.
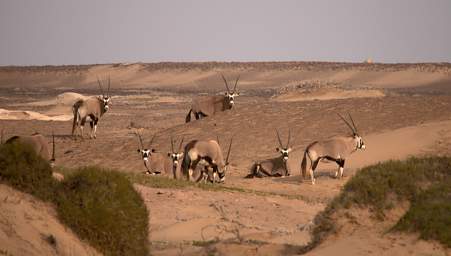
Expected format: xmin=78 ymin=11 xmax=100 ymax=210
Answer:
xmin=185 ymin=74 xmax=240 ymax=122
xmin=182 ymin=137 xmax=233 ymax=183
xmin=246 ymin=129 xmax=292 ymax=178
xmin=5 ymin=132 xmax=56 ymax=167
xmin=301 ymin=113 xmax=366 ymax=185
xmin=135 ymin=132 xmax=184 ymax=179
xmin=72 ymin=77 xmax=111 ymax=139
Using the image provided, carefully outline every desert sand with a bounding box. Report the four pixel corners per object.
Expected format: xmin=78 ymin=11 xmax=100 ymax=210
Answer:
xmin=0 ymin=62 xmax=450 ymax=255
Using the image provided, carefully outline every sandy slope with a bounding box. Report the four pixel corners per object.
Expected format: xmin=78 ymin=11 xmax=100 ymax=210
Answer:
xmin=0 ymin=184 xmax=99 ymax=256
xmin=0 ymin=62 xmax=451 ymax=255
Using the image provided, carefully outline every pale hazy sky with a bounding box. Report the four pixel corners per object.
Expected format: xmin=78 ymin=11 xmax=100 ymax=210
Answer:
xmin=0 ymin=0 xmax=450 ymax=65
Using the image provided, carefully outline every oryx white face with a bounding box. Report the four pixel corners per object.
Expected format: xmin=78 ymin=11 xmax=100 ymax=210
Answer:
xmin=354 ymin=135 xmax=365 ymax=150
xmin=225 ymin=92 xmax=239 ymax=106
xmin=137 ymin=148 xmax=154 ymax=162
xmin=101 ymin=96 xmax=111 ymax=111
xmin=168 ymin=152 xmax=184 ymax=167
xmin=276 ymin=147 xmax=292 ymax=162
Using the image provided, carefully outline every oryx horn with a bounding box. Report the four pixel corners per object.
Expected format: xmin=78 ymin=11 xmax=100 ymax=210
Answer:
xmin=337 ymin=113 xmax=356 ymax=135
xmin=51 ymin=131 xmax=55 ymax=162
xmin=275 ymin=129 xmax=284 ymax=148
xmin=107 ymin=76 xmax=111 ymax=97
xmin=136 ymin=131 xmax=144 ymax=149
xmin=221 ymin=73 xmax=231 ymax=93
xmin=348 ymin=113 xmax=358 ymax=134
xmin=97 ymin=76 xmax=105 ymax=97
xmin=178 ymin=136 xmax=184 ymax=152
xmin=233 ymin=75 xmax=240 ymax=93
xmin=225 ymin=136 xmax=233 ymax=164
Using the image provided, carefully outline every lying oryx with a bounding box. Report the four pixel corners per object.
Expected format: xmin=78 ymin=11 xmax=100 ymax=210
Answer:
xmin=72 ymin=77 xmax=111 ymax=139
xmin=185 ymin=74 xmax=240 ymax=122
xmin=135 ymin=132 xmax=184 ymax=179
xmin=182 ymin=137 xmax=233 ymax=183
xmin=246 ymin=129 xmax=292 ymax=178
xmin=5 ymin=132 xmax=56 ymax=167
xmin=301 ymin=113 xmax=365 ymax=184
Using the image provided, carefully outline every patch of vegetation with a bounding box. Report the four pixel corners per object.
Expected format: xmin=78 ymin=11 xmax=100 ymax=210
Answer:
xmin=0 ymin=143 xmax=149 ymax=255
xmin=128 ymin=172 xmax=314 ymax=202
xmin=393 ymin=183 xmax=451 ymax=247
xmin=303 ymin=156 xmax=451 ymax=252
xmin=56 ymin=167 xmax=149 ymax=256
xmin=0 ymin=141 xmax=56 ymax=201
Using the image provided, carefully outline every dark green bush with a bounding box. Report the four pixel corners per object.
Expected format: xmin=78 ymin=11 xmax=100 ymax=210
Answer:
xmin=394 ymin=182 xmax=451 ymax=247
xmin=306 ymin=156 xmax=451 ymax=251
xmin=0 ymin=141 xmax=56 ymax=201
xmin=56 ymin=167 xmax=149 ymax=256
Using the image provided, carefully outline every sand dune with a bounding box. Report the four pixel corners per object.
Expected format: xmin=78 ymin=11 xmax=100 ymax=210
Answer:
xmin=0 ymin=108 xmax=72 ymax=121
xmin=0 ymin=184 xmax=99 ymax=256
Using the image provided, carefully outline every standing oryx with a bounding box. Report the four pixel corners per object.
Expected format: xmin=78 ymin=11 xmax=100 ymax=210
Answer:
xmin=135 ymin=132 xmax=184 ymax=179
xmin=5 ymin=132 xmax=56 ymax=167
xmin=182 ymin=137 xmax=233 ymax=183
xmin=301 ymin=113 xmax=366 ymax=185
xmin=246 ymin=129 xmax=292 ymax=178
xmin=185 ymin=74 xmax=240 ymax=122
xmin=72 ymin=77 xmax=111 ymax=139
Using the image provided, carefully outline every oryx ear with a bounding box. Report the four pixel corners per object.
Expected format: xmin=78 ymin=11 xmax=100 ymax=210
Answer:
xmin=276 ymin=147 xmax=280 ymax=152
xmin=151 ymin=149 xmax=156 ymax=153
xmin=287 ymin=147 xmax=292 ymax=153
xmin=167 ymin=152 xmax=172 ymax=157
xmin=224 ymin=92 xmax=228 ymax=96
xmin=137 ymin=149 xmax=141 ymax=153
xmin=179 ymin=152 xmax=184 ymax=157
xmin=235 ymin=92 xmax=240 ymax=96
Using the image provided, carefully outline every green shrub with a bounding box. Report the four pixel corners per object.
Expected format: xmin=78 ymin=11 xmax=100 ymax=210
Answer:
xmin=338 ymin=156 xmax=451 ymax=218
xmin=0 ymin=141 xmax=56 ymax=201
xmin=56 ymin=167 xmax=149 ymax=256
xmin=306 ymin=156 xmax=451 ymax=251
xmin=394 ymin=182 xmax=451 ymax=247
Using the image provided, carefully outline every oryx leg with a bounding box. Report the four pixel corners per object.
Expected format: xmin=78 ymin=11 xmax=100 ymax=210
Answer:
xmin=89 ymin=120 xmax=94 ymax=139
xmin=338 ymin=159 xmax=345 ymax=178
xmin=310 ymin=158 xmax=320 ymax=185
xmin=80 ymin=117 xmax=87 ymax=139
xmin=93 ymin=118 xmax=99 ymax=139
xmin=194 ymin=112 xmax=200 ymax=120
xmin=189 ymin=158 xmax=200 ymax=182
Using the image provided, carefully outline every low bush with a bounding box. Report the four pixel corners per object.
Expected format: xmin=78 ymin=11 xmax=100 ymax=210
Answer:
xmin=0 ymin=141 xmax=56 ymax=201
xmin=55 ymin=167 xmax=149 ymax=256
xmin=307 ymin=156 xmax=451 ymax=251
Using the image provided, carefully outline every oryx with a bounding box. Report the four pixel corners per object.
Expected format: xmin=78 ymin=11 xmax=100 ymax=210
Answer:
xmin=246 ymin=129 xmax=292 ymax=178
xmin=185 ymin=74 xmax=240 ymax=122
xmin=181 ymin=137 xmax=233 ymax=183
xmin=301 ymin=113 xmax=366 ymax=184
xmin=5 ymin=132 xmax=56 ymax=167
xmin=71 ymin=77 xmax=111 ymax=139
xmin=135 ymin=132 xmax=184 ymax=179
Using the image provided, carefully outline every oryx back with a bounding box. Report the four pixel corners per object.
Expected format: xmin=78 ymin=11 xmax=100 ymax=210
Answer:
xmin=6 ymin=134 xmax=51 ymax=161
